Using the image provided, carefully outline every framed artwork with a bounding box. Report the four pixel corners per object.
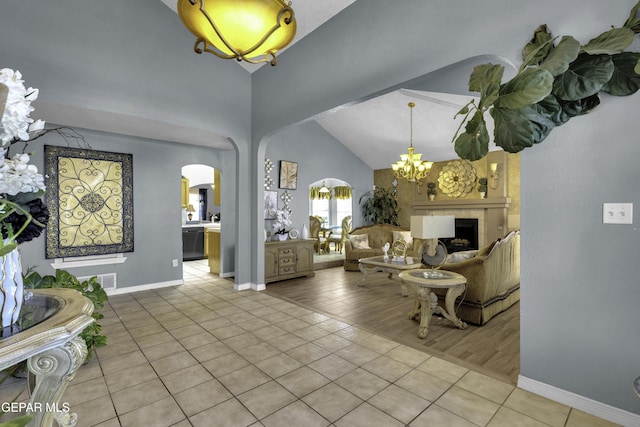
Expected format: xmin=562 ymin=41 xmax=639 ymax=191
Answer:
xmin=264 ymin=190 xmax=278 ymax=219
xmin=44 ymin=145 xmax=134 ymax=258
xmin=279 ymin=160 xmax=298 ymax=190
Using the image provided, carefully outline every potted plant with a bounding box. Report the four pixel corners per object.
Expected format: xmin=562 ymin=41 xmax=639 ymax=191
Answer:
xmin=23 ymin=269 xmax=108 ymax=360
xmin=427 ymin=182 xmax=437 ymax=201
xmin=478 ymin=178 xmax=488 ymax=198
xmin=358 ymin=187 xmax=399 ymax=225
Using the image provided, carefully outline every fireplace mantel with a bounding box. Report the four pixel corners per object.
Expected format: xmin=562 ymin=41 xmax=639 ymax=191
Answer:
xmin=412 ymin=197 xmax=511 ymax=247
xmin=413 ymin=197 xmax=510 ymax=210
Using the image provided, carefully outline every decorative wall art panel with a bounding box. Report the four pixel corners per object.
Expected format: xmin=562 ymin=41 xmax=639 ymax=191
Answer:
xmin=279 ymin=160 xmax=298 ymax=190
xmin=264 ymin=190 xmax=278 ymax=219
xmin=44 ymin=146 xmax=134 ymax=258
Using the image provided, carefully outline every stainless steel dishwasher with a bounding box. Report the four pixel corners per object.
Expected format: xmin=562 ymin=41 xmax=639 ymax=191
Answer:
xmin=182 ymin=227 xmax=205 ymax=261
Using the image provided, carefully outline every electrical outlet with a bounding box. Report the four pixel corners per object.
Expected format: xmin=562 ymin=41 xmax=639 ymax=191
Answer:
xmin=603 ymin=203 xmax=633 ymax=224
xmin=172 ymin=259 xmax=179 ymax=267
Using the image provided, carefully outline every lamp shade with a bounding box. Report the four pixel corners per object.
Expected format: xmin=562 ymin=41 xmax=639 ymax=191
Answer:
xmin=178 ymin=0 xmax=296 ymax=65
xmin=410 ymin=215 xmax=455 ymax=239
xmin=186 ymin=204 xmax=196 ymax=212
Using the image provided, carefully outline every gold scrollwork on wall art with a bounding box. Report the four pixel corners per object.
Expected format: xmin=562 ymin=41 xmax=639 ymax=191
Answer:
xmin=44 ymin=146 xmax=133 ymax=258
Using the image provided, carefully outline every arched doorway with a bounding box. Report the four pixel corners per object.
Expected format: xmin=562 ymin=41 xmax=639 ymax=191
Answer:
xmin=181 ymin=164 xmax=222 ymax=275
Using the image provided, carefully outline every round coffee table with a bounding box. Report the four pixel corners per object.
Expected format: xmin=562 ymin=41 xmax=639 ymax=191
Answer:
xmin=399 ymin=269 xmax=467 ymax=338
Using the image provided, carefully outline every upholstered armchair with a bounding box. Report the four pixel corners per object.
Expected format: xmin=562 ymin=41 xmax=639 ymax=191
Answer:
xmin=328 ymin=215 xmax=352 ymax=253
xmin=309 ymin=216 xmax=330 ymax=254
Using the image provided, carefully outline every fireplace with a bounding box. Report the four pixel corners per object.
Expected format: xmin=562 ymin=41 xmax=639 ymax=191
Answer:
xmin=442 ymin=218 xmax=478 ymax=253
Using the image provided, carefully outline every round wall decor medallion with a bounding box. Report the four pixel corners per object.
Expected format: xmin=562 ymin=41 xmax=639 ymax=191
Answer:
xmin=438 ymin=160 xmax=477 ymax=198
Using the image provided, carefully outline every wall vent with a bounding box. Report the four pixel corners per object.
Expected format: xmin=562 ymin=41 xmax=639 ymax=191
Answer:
xmin=77 ymin=273 xmax=117 ymax=290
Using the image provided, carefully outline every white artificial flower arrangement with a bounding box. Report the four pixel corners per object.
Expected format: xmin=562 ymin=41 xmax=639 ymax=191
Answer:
xmin=0 ymin=68 xmax=44 ymax=146
xmin=0 ymin=68 xmax=49 ymax=256
xmin=272 ymin=209 xmax=292 ymax=235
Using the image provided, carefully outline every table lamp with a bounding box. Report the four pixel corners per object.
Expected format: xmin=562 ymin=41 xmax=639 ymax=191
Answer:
xmin=410 ymin=215 xmax=455 ymax=278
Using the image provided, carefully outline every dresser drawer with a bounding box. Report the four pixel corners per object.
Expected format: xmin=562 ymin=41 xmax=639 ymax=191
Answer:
xmin=279 ymin=265 xmax=296 ymax=275
xmin=279 ymin=248 xmax=295 ymax=257
xmin=279 ymin=255 xmax=295 ymax=266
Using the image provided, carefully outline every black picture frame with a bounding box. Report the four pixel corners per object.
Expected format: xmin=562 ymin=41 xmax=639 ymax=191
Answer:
xmin=279 ymin=160 xmax=298 ymax=190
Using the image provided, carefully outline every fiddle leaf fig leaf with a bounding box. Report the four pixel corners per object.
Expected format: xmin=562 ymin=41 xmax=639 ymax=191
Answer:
xmin=516 ymin=104 xmax=558 ymax=143
xmin=490 ymin=107 xmax=535 ymax=153
xmin=539 ymin=36 xmax=581 ymax=76
xmin=535 ymin=95 xmax=570 ymax=126
xmin=558 ymin=94 xmax=601 ymax=118
xmin=636 ymin=58 xmax=640 ymax=74
xmin=522 ymin=24 xmax=554 ymax=66
xmin=623 ymin=0 xmax=640 ymax=32
xmin=602 ymin=52 xmax=640 ymax=95
xmin=552 ymin=54 xmax=614 ymax=101
xmin=454 ymin=110 xmax=489 ymax=161
xmin=494 ymin=68 xmax=553 ymax=110
xmin=581 ymin=27 xmax=635 ymax=55
xmin=468 ymin=63 xmax=504 ymax=109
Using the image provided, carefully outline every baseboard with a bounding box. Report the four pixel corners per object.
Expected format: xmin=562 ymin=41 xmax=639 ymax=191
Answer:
xmin=105 ymin=279 xmax=183 ymax=296
xmin=251 ymin=283 xmax=266 ymax=291
xmin=518 ymin=375 xmax=640 ymax=426
xmin=233 ymin=282 xmax=252 ymax=291
xmin=220 ymin=271 xmax=235 ymax=278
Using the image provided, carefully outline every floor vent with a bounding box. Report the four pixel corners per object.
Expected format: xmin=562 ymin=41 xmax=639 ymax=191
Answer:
xmin=77 ymin=273 xmax=117 ymax=290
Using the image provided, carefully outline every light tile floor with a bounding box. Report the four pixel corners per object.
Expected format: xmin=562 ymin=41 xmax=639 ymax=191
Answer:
xmin=0 ymin=261 xmax=620 ymax=426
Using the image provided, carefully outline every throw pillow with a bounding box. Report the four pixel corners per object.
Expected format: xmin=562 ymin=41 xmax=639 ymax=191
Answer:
xmin=349 ymin=234 xmax=371 ymax=249
xmin=392 ymin=230 xmax=413 ymax=248
xmin=446 ymin=250 xmax=478 ymax=263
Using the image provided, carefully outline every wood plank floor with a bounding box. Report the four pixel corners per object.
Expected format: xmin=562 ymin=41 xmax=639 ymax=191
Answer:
xmin=265 ymin=266 xmax=520 ymax=384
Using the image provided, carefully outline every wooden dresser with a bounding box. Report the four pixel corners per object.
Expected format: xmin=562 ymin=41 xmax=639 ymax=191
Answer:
xmin=265 ymin=239 xmax=315 ymax=284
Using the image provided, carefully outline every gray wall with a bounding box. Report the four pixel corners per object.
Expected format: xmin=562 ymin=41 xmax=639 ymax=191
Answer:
xmin=2 ymin=0 xmax=640 ymax=416
xmin=251 ymin=0 xmax=640 ymax=417
xmin=521 ymin=93 xmax=640 ymax=413
xmin=264 ymin=120 xmax=372 ymax=234
xmin=18 ymin=127 xmax=236 ymax=287
xmin=0 ymin=0 xmax=249 ymax=282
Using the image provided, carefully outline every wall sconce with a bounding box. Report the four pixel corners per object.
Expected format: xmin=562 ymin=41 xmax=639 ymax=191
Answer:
xmin=186 ymin=204 xmax=196 ymax=221
xmin=489 ymin=163 xmax=499 ymax=190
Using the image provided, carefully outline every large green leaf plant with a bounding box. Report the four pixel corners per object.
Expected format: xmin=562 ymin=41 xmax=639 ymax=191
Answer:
xmin=453 ymin=1 xmax=640 ymax=161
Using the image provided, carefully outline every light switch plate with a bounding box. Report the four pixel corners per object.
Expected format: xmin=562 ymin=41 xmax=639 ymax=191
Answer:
xmin=603 ymin=203 xmax=633 ymax=224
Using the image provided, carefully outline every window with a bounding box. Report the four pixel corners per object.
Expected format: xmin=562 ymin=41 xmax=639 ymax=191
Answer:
xmin=311 ymin=199 xmax=329 ymax=226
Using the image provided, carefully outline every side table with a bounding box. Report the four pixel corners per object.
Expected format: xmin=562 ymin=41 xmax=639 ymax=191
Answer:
xmin=0 ymin=288 xmax=95 ymax=427
xmin=399 ymin=269 xmax=467 ymax=338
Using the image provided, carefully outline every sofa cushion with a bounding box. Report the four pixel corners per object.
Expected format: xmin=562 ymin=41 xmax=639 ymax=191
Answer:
xmin=392 ymin=230 xmax=413 ymax=248
xmin=349 ymin=234 xmax=371 ymax=249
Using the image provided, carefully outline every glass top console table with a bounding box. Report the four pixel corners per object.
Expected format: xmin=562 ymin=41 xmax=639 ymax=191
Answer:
xmin=0 ymin=289 xmax=95 ymax=427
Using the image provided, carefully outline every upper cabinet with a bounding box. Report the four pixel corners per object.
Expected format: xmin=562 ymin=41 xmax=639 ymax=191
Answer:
xmin=181 ymin=178 xmax=189 ymax=208
xmin=213 ymin=169 xmax=221 ymax=206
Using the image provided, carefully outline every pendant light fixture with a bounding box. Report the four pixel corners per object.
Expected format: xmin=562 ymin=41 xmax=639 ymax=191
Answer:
xmin=391 ymin=102 xmax=433 ymax=183
xmin=177 ymin=0 xmax=297 ymax=66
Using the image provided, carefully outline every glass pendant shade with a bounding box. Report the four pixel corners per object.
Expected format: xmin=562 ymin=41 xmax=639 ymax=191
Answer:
xmin=178 ymin=0 xmax=297 ymax=66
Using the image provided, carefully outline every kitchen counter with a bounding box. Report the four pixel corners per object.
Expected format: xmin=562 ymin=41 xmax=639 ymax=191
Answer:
xmin=182 ymin=222 xmax=221 ymax=229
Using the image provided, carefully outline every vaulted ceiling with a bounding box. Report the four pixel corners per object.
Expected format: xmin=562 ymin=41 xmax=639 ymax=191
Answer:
xmin=157 ymin=0 xmax=499 ymax=167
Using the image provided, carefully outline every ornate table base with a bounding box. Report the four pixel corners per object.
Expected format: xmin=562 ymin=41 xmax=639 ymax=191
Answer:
xmin=399 ymin=269 xmax=468 ymax=339
xmin=27 ymin=336 xmax=88 ymax=426
xmin=409 ymin=284 xmax=467 ymax=338
xmin=0 ymin=289 xmax=94 ymax=427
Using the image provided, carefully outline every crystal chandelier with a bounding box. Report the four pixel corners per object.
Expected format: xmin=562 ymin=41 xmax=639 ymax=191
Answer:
xmin=391 ymin=102 xmax=433 ymax=183
xmin=177 ymin=0 xmax=297 ymax=66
